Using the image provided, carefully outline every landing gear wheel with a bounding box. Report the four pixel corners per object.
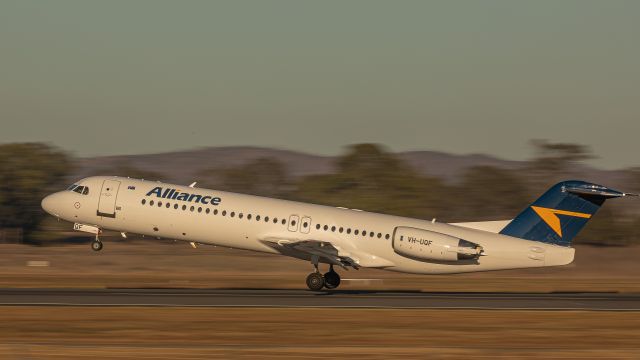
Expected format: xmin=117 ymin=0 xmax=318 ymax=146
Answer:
xmin=306 ymin=272 xmax=325 ymax=291
xmin=323 ymin=270 xmax=341 ymax=289
xmin=91 ymin=240 xmax=103 ymax=252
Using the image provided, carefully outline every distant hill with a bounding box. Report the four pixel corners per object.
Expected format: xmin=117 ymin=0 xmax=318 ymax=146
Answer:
xmin=72 ymin=146 xmax=632 ymax=189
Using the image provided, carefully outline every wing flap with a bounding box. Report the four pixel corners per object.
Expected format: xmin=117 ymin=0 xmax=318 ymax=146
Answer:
xmin=261 ymin=237 xmax=394 ymax=269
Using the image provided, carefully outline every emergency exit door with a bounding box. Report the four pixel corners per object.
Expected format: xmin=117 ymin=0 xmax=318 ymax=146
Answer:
xmin=300 ymin=216 xmax=312 ymax=234
xmin=288 ymin=215 xmax=299 ymax=232
xmin=97 ymin=179 xmax=121 ymax=218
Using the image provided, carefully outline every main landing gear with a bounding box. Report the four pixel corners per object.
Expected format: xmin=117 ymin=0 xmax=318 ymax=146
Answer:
xmin=324 ymin=267 xmax=341 ymax=289
xmin=91 ymin=236 xmax=103 ymax=252
xmin=306 ymin=272 xmax=325 ymax=291
xmin=305 ymin=259 xmax=341 ymax=291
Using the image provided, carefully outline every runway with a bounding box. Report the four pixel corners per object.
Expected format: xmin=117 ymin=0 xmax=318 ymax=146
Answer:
xmin=0 ymin=288 xmax=639 ymax=310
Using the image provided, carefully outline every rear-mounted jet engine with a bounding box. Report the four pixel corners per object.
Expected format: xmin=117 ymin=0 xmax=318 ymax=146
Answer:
xmin=392 ymin=226 xmax=483 ymax=262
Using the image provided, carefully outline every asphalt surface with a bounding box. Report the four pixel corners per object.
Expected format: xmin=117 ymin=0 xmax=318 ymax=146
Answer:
xmin=0 ymin=288 xmax=639 ymax=310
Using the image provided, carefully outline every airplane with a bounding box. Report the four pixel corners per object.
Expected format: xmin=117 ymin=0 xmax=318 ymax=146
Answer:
xmin=41 ymin=176 xmax=635 ymax=290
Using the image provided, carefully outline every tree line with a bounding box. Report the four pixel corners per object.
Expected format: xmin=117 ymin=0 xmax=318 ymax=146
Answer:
xmin=1 ymin=141 xmax=638 ymax=245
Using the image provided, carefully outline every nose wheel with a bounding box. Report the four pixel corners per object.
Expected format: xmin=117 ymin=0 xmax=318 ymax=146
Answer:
xmin=91 ymin=236 xmax=103 ymax=252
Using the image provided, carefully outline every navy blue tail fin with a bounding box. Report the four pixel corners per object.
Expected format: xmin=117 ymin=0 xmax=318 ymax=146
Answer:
xmin=499 ymin=180 xmax=634 ymax=246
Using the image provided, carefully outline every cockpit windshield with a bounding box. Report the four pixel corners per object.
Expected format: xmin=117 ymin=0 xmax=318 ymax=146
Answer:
xmin=68 ymin=184 xmax=89 ymax=195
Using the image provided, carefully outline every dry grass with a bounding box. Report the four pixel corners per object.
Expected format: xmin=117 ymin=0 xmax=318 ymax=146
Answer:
xmin=0 ymin=306 xmax=639 ymax=359
xmin=1 ymin=242 xmax=640 ymax=359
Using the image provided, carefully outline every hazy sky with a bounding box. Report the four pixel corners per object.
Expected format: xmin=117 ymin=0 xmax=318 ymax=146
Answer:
xmin=1 ymin=1 xmax=639 ymax=169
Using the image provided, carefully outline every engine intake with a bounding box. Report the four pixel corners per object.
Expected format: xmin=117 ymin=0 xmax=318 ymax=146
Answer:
xmin=392 ymin=226 xmax=483 ymax=262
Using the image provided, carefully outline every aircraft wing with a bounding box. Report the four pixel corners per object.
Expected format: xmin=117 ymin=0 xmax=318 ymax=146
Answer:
xmin=260 ymin=237 xmax=395 ymax=269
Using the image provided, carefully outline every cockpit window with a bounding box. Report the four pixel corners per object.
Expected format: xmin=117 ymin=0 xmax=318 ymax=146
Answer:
xmin=68 ymin=184 xmax=78 ymax=191
xmin=71 ymin=186 xmax=89 ymax=195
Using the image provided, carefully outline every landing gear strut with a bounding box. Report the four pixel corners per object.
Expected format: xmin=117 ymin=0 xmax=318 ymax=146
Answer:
xmin=305 ymin=256 xmax=341 ymax=291
xmin=91 ymin=236 xmax=103 ymax=252
xmin=324 ymin=265 xmax=341 ymax=289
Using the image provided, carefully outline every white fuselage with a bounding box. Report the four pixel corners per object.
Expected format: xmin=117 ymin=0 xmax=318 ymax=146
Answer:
xmin=42 ymin=176 xmax=575 ymax=274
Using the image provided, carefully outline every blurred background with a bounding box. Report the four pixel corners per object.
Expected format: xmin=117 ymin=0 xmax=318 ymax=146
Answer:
xmin=1 ymin=1 xmax=639 ymax=248
xmin=1 ymin=1 xmax=639 ymax=358
xmin=2 ymin=1 xmax=640 ymax=246
xmin=1 ymin=140 xmax=640 ymax=247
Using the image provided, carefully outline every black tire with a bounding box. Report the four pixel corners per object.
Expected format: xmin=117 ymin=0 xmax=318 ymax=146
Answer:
xmin=324 ymin=271 xmax=341 ymax=289
xmin=306 ymin=272 xmax=325 ymax=291
xmin=91 ymin=240 xmax=103 ymax=252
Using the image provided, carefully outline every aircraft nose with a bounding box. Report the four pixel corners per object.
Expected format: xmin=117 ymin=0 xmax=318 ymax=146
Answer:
xmin=41 ymin=193 xmax=61 ymax=216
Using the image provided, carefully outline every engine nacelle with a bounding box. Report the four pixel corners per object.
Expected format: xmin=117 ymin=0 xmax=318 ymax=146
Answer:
xmin=392 ymin=226 xmax=483 ymax=262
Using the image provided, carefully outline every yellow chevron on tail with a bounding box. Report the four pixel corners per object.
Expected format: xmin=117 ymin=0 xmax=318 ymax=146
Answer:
xmin=530 ymin=206 xmax=592 ymax=238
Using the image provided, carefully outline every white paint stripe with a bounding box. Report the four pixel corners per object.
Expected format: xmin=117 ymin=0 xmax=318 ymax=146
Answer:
xmin=0 ymin=302 xmax=638 ymax=311
xmin=26 ymin=261 xmax=50 ymax=267
xmin=342 ymin=278 xmax=383 ymax=281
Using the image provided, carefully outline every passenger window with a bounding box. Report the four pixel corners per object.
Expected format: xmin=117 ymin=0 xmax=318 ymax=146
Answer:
xmin=198 ymin=207 xmax=203 ymax=213
xmin=190 ymin=206 xmax=195 ymax=212
xmin=362 ymin=231 xmax=367 ymax=237
xmin=323 ymin=225 xmax=328 ymax=231
xmin=166 ymin=203 xmax=170 ymax=208
xmin=256 ymin=215 xmax=261 ymax=221
xmin=158 ymin=201 xmax=162 ymax=207
xmin=239 ymin=213 xmax=243 ymax=219
xmin=206 ymin=208 xmax=210 ymax=214
xmin=182 ymin=205 xmax=187 ymax=210
xmin=331 ymin=226 xmax=336 ymax=232
xmin=377 ymin=233 xmax=382 ymax=238
xmin=281 ymin=219 xmax=286 ymax=225
xmin=316 ymin=224 xmax=321 ymax=230
xmin=385 ymin=234 xmax=390 ymax=240
xmin=247 ymin=214 xmax=252 ymax=219
xmin=150 ymin=200 xmax=155 ymax=206
xmin=214 ymin=209 xmax=219 ymax=215
xmin=141 ymin=199 xmax=146 ymax=205
xmin=339 ymin=227 xmax=343 ymax=233
xmin=231 ymin=212 xmax=235 ymax=217
xmin=222 ymin=210 xmax=227 ymax=216
xmin=347 ymin=228 xmax=351 ymax=234
xmin=174 ymin=204 xmax=179 ymax=209
xmin=354 ymin=230 xmax=359 ymax=235
xmin=370 ymin=232 xmax=374 ymax=237
xmin=273 ymin=218 xmax=278 ymax=223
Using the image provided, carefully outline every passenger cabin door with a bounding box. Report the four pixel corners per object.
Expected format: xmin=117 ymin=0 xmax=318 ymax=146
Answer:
xmin=97 ymin=179 xmax=121 ymax=218
xmin=287 ymin=215 xmax=299 ymax=232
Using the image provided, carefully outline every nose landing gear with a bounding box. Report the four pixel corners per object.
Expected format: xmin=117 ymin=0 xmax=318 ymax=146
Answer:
xmin=91 ymin=236 xmax=103 ymax=252
xmin=73 ymin=224 xmax=103 ymax=252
